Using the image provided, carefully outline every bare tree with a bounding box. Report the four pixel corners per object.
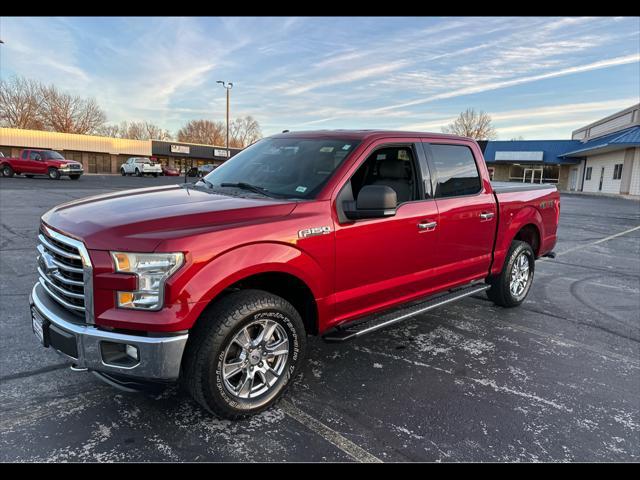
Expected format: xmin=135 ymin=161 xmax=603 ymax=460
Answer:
xmin=176 ymin=119 xmax=226 ymax=145
xmin=442 ymin=108 xmax=497 ymax=140
xmin=0 ymin=76 xmax=45 ymax=130
xmin=98 ymin=121 xmax=172 ymax=140
xmin=229 ymin=115 xmax=262 ymax=148
xmin=39 ymin=84 xmax=106 ymax=134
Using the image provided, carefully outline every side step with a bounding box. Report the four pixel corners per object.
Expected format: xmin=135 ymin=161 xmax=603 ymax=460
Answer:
xmin=323 ymin=283 xmax=490 ymax=342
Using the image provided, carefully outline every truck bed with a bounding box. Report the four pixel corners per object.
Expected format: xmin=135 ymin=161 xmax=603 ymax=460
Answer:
xmin=490 ymin=181 xmax=557 ymax=194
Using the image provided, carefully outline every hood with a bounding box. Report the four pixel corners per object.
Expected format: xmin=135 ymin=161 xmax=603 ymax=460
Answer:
xmin=42 ymin=184 xmax=297 ymax=251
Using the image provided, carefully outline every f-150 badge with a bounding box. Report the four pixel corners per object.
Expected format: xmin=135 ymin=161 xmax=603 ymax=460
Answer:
xmin=298 ymin=226 xmax=332 ymax=239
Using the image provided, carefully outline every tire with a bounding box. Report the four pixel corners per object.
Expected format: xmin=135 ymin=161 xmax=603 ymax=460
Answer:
xmin=152 ymin=173 xmax=158 ymax=177
xmin=135 ymin=169 xmax=142 ymax=177
xmin=2 ymin=165 xmax=14 ymax=177
xmin=69 ymin=175 xmax=81 ymax=180
xmin=486 ymin=240 xmax=535 ymax=308
xmin=182 ymin=289 xmax=306 ymax=419
xmin=121 ymin=169 xmax=126 ymax=176
xmin=48 ymin=168 xmax=61 ymax=180
xmin=25 ymin=174 xmax=34 ymax=178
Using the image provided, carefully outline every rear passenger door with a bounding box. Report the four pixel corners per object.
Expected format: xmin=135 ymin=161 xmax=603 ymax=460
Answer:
xmin=423 ymin=140 xmax=497 ymax=285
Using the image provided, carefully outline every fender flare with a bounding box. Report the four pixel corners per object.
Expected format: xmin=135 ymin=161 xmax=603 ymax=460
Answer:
xmin=491 ymin=206 xmax=544 ymax=276
xmin=175 ymin=241 xmax=330 ymax=317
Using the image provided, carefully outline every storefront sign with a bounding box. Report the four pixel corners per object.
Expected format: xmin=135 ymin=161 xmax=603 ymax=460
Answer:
xmin=170 ymin=145 xmax=190 ymax=154
xmin=214 ymin=149 xmax=230 ymax=157
xmin=495 ymin=151 xmax=544 ymax=162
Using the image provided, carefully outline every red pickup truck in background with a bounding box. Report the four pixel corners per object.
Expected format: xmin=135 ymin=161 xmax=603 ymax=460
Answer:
xmin=1 ymin=149 xmax=84 ymax=180
xmin=29 ymin=130 xmax=559 ymax=419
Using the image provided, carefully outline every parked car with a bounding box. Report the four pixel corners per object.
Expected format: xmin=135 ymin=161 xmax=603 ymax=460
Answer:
xmin=120 ymin=157 xmax=162 ymax=177
xmin=161 ymin=165 xmax=180 ymax=176
xmin=30 ymin=130 xmax=559 ymax=419
xmin=197 ymin=163 xmax=217 ymax=177
xmin=1 ymin=149 xmax=83 ymax=180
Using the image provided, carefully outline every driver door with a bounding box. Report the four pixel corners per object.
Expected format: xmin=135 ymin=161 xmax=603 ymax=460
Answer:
xmin=331 ymin=139 xmax=441 ymax=326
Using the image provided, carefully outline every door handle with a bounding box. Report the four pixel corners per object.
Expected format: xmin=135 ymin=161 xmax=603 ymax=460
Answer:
xmin=418 ymin=221 xmax=437 ymax=230
xmin=480 ymin=212 xmax=495 ymax=220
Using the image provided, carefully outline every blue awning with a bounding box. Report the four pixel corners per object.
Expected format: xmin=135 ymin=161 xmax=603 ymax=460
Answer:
xmin=560 ymin=126 xmax=640 ymax=157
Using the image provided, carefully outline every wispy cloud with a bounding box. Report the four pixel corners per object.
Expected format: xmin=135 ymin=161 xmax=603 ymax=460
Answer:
xmin=1 ymin=16 xmax=638 ymax=139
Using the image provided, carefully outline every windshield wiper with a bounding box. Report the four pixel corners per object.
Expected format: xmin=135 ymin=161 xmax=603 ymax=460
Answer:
xmin=220 ymin=182 xmax=280 ymax=198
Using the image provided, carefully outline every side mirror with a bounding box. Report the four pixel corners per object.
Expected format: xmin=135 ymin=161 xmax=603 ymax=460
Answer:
xmin=343 ymin=185 xmax=397 ymax=220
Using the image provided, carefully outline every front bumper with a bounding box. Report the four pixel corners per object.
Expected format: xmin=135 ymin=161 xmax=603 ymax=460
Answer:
xmin=29 ymin=283 xmax=188 ymax=381
xmin=58 ymin=167 xmax=83 ymax=174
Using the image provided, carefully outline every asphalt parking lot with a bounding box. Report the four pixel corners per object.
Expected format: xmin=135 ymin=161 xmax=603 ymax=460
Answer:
xmin=1 ymin=174 xmax=638 ymax=462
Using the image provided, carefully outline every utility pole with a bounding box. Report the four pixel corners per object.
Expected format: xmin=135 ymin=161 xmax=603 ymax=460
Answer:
xmin=216 ymin=81 xmax=233 ymax=158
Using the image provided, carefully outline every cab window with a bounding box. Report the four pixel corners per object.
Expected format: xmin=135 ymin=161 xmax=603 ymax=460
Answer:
xmin=429 ymin=144 xmax=481 ymax=198
xmin=349 ymin=145 xmax=420 ymax=206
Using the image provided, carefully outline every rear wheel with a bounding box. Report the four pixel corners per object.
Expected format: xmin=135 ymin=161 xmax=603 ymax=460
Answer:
xmin=48 ymin=168 xmax=61 ymax=180
xmin=487 ymin=240 xmax=535 ymax=307
xmin=2 ymin=165 xmax=14 ymax=177
xmin=183 ymin=290 xmax=306 ymax=419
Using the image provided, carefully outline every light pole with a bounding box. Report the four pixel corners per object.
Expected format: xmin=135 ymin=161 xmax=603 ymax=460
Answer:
xmin=216 ymin=80 xmax=233 ymax=158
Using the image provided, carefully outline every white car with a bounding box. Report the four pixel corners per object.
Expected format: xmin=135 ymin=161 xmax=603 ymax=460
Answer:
xmin=120 ymin=157 xmax=163 ymax=177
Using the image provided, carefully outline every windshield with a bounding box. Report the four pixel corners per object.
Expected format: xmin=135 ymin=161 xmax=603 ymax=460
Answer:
xmin=43 ymin=151 xmax=65 ymax=160
xmin=202 ymin=137 xmax=360 ymax=199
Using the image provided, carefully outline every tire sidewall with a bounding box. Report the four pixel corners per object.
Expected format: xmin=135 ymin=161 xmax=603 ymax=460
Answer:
xmin=505 ymin=242 xmax=535 ymax=304
xmin=3 ymin=165 xmax=13 ymax=177
xmin=48 ymin=168 xmax=60 ymax=180
xmin=205 ymin=307 xmax=304 ymax=415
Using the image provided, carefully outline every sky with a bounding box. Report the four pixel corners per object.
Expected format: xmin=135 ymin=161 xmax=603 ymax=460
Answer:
xmin=0 ymin=16 xmax=639 ymax=139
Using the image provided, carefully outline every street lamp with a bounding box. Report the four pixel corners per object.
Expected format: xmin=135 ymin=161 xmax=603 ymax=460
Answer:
xmin=216 ymin=80 xmax=233 ymax=158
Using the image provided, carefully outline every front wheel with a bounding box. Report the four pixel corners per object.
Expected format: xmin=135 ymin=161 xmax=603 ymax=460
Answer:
xmin=183 ymin=290 xmax=306 ymax=419
xmin=48 ymin=168 xmax=61 ymax=180
xmin=487 ymin=240 xmax=535 ymax=307
xmin=135 ymin=169 xmax=142 ymax=177
xmin=121 ymin=168 xmax=126 ymax=176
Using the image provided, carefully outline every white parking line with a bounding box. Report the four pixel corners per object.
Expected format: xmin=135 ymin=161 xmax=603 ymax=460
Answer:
xmin=280 ymin=400 xmax=383 ymax=463
xmin=543 ymin=225 xmax=640 ymax=260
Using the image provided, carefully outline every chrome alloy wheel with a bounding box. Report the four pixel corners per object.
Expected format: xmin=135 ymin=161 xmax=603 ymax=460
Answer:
xmin=510 ymin=253 xmax=530 ymax=297
xmin=221 ymin=319 xmax=290 ymax=400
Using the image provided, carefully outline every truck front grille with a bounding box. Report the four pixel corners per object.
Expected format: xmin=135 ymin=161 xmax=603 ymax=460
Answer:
xmin=37 ymin=225 xmax=92 ymax=322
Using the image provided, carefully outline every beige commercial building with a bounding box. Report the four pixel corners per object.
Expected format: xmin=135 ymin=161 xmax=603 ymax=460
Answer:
xmin=0 ymin=128 xmax=241 ymax=174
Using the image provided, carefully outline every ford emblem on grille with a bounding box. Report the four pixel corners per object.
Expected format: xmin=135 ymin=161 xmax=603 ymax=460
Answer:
xmin=39 ymin=251 xmax=59 ymax=275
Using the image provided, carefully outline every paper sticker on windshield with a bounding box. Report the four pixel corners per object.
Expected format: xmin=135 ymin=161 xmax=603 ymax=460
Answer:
xmin=320 ymin=146 xmax=334 ymax=152
xmin=296 ymin=186 xmax=308 ymax=193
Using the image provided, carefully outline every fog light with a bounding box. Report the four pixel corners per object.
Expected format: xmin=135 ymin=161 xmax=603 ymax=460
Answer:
xmin=125 ymin=344 xmax=139 ymax=361
xmin=100 ymin=341 xmax=140 ymax=368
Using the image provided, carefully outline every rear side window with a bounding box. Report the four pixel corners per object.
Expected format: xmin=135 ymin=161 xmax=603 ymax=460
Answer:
xmin=429 ymin=144 xmax=481 ymax=198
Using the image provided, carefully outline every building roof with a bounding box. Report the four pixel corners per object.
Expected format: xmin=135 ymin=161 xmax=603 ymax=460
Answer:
xmin=273 ymin=129 xmax=476 ymax=143
xmin=561 ymin=126 xmax=640 ymax=157
xmin=482 ymin=139 xmax=583 ymax=164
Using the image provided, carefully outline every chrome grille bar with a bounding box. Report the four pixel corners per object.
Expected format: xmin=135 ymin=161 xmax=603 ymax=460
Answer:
xmin=37 ymin=224 xmax=93 ymax=323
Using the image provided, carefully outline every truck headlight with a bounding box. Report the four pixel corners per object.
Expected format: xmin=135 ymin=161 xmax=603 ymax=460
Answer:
xmin=59 ymin=163 xmax=68 ymax=168
xmin=111 ymin=252 xmax=184 ymax=310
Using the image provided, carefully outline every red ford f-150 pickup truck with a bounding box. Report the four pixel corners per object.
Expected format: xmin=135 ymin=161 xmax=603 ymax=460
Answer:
xmin=1 ymin=149 xmax=83 ymax=180
xmin=29 ymin=130 xmax=559 ymax=418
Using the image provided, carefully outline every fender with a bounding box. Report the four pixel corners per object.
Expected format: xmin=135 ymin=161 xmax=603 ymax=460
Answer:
xmin=491 ymin=205 xmax=544 ymax=276
xmin=170 ymin=241 xmax=332 ymax=330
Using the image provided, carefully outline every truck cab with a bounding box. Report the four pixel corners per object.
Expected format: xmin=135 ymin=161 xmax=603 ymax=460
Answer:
xmin=29 ymin=130 xmax=559 ymax=419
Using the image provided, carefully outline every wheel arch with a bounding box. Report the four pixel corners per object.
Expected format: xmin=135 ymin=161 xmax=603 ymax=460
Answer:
xmin=179 ymin=242 xmax=330 ymax=335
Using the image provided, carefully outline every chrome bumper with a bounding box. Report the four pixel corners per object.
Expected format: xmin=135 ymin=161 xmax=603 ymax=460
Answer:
xmin=29 ymin=283 xmax=188 ymax=381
